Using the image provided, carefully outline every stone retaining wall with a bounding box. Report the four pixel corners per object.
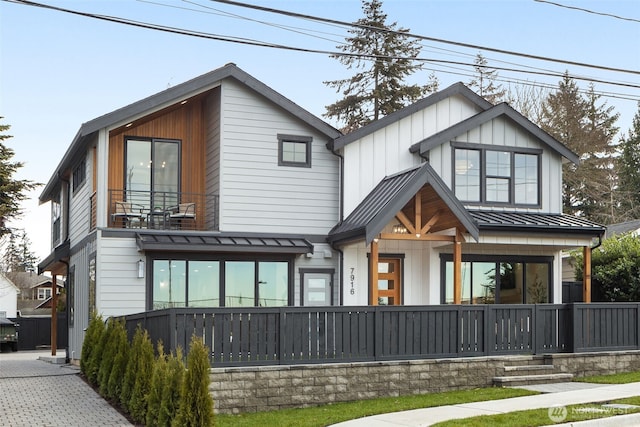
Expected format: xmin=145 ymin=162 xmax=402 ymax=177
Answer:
xmin=210 ymin=350 xmax=640 ymax=414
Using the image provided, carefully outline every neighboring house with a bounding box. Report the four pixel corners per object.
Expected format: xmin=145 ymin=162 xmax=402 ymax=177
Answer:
xmin=605 ymin=219 xmax=640 ymax=238
xmin=38 ymin=64 xmax=604 ymax=361
xmin=7 ymin=272 xmax=64 ymax=316
xmin=0 ymin=273 xmax=19 ymax=318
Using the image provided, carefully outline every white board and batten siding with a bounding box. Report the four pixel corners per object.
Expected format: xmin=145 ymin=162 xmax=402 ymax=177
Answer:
xmin=427 ymin=115 xmax=563 ymax=214
xmin=218 ymin=80 xmax=339 ymax=235
xmin=342 ymin=94 xmax=483 ymax=216
xmin=68 ymin=238 xmax=96 ymax=360
xmin=97 ymin=235 xmax=146 ymax=317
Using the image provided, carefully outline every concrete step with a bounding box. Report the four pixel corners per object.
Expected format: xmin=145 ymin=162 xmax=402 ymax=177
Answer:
xmin=502 ymin=364 xmax=555 ymax=376
xmin=493 ymin=373 xmax=574 ymax=387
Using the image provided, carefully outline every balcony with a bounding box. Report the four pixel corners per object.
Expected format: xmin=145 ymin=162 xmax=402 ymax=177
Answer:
xmin=108 ymin=189 xmax=218 ymax=231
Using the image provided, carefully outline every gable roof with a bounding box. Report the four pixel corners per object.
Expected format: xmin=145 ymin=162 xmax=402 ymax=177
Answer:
xmin=40 ymin=63 xmax=341 ymax=202
xmin=330 ymin=82 xmax=493 ymax=151
xmin=328 ymin=162 xmax=479 ymax=245
xmin=605 ymin=219 xmax=640 ymax=238
xmin=409 ymin=102 xmax=580 ymax=164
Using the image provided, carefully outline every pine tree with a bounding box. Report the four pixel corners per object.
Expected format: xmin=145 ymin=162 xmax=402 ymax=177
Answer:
xmin=539 ymin=74 xmax=619 ymax=222
xmin=617 ymin=103 xmax=640 ymax=220
xmin=0 ymin=119 xmax=38 ymax=236
xmin=467 ymin=53 xmax=506 ymax=104
xmin=323 ymin=0 xmax=435 ymax=133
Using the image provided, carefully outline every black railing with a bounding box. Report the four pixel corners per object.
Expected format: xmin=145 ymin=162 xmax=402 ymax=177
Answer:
xmin=123 ymin=303 xmax=640 ymax=367
xmin=108 ymin=189 xmax=218 ymax=231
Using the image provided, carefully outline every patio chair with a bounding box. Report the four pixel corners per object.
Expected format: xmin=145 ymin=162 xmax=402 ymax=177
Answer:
xmin=169 ymin=202 xmax=196 ymax=229
xmin=111 ymin=201 xmax=145 ymax=228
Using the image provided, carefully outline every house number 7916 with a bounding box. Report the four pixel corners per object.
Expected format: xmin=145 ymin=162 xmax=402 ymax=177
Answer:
xmin=349 ymin=267 xmax=355 ymax=295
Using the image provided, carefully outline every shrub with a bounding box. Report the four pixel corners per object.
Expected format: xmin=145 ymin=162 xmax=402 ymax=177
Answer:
xmin=129 ymin=328 xmax=155 ymax=424
xmin=159 ymin=347 xmax=185 ymax=427
xmin=80 ymin=311 xmax=103 ymax=379
xmin=572 ymin=233 xmax=640 ymax=301
xmin=86 ymin=314 xmax=108 ymax=385
xmin=121 ymin=324 xmax=144 ymax=412
xmin=173 ymin=336 xmax=214 ymax=427
xmin=146 ymin=342 xmax=168 ymax=427
xmin=107 ymin=319 xmax=130 ymax=402
xmin=98 ymin=318 xmax=118 ymax=395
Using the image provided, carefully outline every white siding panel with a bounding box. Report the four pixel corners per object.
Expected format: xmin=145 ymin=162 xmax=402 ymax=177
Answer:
xmin=98 ymin=236 xmax=146 ymax=317
xmin=69 ymin=152 xmax=92 ymax=245
xmin=219 ymin=80 xmax=339 ymax=234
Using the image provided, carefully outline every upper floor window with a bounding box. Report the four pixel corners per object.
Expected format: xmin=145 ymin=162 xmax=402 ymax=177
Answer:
xmin=125 ymin=138 xmax=180 ymax=210
xmin=278 ymin=134 xmax=312 ymax=168
xmin=453 ymin=144 xmax=540 ymax=206
xmin=72 ymin=157 xmax=86 ymax=192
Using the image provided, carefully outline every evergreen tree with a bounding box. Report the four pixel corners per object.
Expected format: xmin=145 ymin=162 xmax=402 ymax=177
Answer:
xmin=324 ymin=0 xmax=435 ymax=133
xmin=617 ymin=103 xmax=640 ymax=220
xmin=129 ymin=328 xmax=155 ymax=424
xmin=159 ymin=347 xmax=185 ymax=427
xmin=174 ymin=336 xmax=214 ymax=427
xmin=467 ymin=53 xmax=506 ymax=104
xmin=147 ymin=342 xmax=168 ymax=427
xmin=539 ymin=74 xmax=619 ymax=222
xmin=121 ymin=325 xmax=144 ymax=412
xmin=106 ymin=319 xmax=130 ymax=402
xmin=80 ymin=311 xmax=104 ymax=379
xmin=0 ymin=119 xmax=38 ymax=236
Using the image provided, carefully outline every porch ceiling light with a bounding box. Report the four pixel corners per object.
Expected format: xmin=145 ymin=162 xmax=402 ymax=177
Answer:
xmin=393 ymin=224 xmax=408 ymax=234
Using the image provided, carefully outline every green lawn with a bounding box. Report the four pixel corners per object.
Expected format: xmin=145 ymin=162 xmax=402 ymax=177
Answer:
xmin=432 ymin=396 xmax=640 ymax=426
xmin=215 ymin=387 xmax=538 ymax=427
xmin=576 ymin=370 xmax=640 ymax=384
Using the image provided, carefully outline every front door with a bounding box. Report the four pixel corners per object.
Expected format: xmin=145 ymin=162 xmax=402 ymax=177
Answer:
xmin=376 ymin=258 xmax=402 ymax=305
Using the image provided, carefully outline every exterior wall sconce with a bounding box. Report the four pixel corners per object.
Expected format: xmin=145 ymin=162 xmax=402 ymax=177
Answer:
xmin=393 ymin=224 xmax=408 ymax=234
xmin=137 ymin=259 xmax=145 ymax=278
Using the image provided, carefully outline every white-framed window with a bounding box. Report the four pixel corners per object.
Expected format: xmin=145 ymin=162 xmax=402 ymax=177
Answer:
xmin=38 ymin=287 xmax=52 ymax=300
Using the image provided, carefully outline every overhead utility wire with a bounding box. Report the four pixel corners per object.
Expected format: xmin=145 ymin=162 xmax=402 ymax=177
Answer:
xmin=6 ymin=0 xmax=640 ymax=93
xmin=209 ymin=0 xmax=640 ymax=77
xmin=534 ymin=0 xmax=640 ymax=24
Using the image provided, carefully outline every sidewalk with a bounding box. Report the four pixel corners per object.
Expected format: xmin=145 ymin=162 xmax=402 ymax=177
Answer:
xmin=331 ymin=382 xmax=640 ymax=427
xmin=0 ymin=350 xmax=132 ymax=427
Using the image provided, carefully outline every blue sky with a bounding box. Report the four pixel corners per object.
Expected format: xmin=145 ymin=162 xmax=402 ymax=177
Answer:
xmin=1 ymin=0 xmax=639 ymax=261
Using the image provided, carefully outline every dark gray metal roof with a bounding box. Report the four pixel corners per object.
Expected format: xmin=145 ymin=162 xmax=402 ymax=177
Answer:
xmin=328 ymin=163 xmax=479 ymax=245
xmin=469 ymin=211 xmax=605 ymax=235
xmin=40 ymin=63 xmax=342 ymax=202
xmin=330 ymin=82 xmax=493 ymax=150
xmin=136 ymin=231 xmax=313 ymax=254
xmin=409 ymin=103 xmax=580 ymax=164
xmin=605 ymin=219 xmax=640 ymax=238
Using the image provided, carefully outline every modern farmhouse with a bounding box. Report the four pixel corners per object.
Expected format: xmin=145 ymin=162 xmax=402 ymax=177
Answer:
xmin=38 ymin=63 xmax=604 ymax=362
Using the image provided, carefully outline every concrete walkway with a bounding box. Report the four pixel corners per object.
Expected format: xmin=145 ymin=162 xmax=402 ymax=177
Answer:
xmin=0 ymin=350 xmax=132 ymax=426
xmin=331 ymin=382 xmax=640 ymax=427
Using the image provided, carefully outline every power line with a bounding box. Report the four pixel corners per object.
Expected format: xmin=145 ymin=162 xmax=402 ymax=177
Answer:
xmin=208 ymin=0 xmax=640 ymax=76
xmin=534 ymin=0 xmax=640 ymax=24
xmin=5 ymin=0 xmax=640 ymax=99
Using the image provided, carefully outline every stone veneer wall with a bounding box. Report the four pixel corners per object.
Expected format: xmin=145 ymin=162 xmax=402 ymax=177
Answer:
xmin=210 ymin=350 xmax=640 ymax=414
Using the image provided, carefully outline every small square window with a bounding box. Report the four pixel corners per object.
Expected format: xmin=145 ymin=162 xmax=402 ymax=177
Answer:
xmin=278 ymin=134 xmax=312 ymax=168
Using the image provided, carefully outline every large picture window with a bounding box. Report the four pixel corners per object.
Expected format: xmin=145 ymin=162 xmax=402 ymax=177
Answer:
xmin=453 ymin=144 xmax=540 ymax=206
xmin=151 ymin=257 xmax=291 ymax=309
xmin=125 ymin=138 xmax=180 ymax=210
xmin=441 ymin=255 xmax=552 ymax=304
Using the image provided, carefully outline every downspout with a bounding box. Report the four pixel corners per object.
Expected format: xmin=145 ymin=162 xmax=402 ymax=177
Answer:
xmin=328 ymin=140 xmax=345 ymax=305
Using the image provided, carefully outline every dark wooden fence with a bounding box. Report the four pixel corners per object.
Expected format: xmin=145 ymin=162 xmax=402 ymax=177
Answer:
xmin=123 ymin=303 xmax=640 ymax=367
xmin=10 ymin=313 xmax=68 ymax=351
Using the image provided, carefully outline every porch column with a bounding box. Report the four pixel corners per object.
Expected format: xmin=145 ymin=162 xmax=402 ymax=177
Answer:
xmin=371 ymin=239 xmax=379 ymax=305
xmin=51 ymin=274 xmax=58 ymax=356
xmin=583 ymin=245 xmax=592 ymax=303
xmin=453 ymin=234 xmax=462 ymax=304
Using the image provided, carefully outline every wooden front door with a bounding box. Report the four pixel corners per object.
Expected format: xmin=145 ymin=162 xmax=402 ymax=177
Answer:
xmin=376 ymin=258 xmax=402 ymax=305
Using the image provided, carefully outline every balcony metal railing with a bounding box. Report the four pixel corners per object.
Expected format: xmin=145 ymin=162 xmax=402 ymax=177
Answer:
xmin=108 ymin=189 xmax=218 ymax=231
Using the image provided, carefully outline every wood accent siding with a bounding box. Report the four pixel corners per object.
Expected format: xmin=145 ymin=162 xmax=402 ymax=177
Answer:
xmin=108 ymin=97 xmax=208 ymax=198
